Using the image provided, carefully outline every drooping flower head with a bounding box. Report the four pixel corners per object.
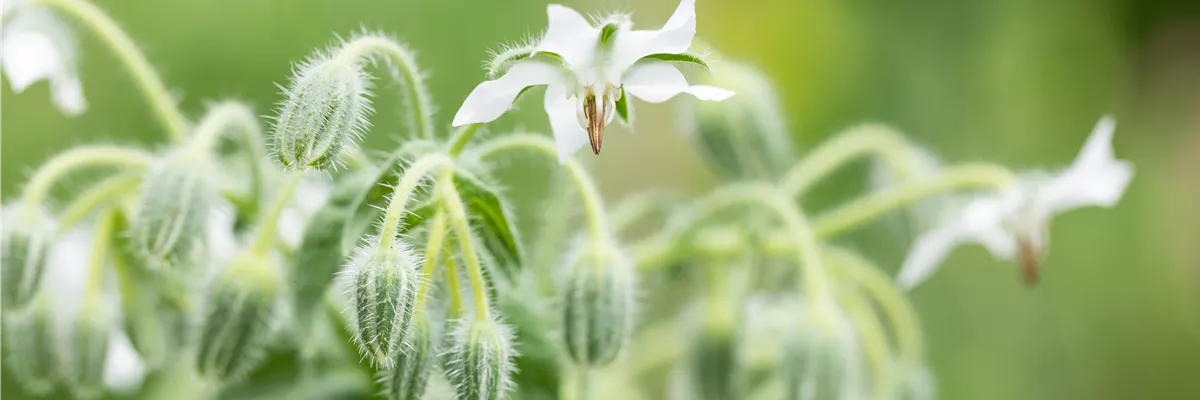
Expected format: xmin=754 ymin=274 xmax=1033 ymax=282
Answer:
xmin=897 ymin=116 xmax=1134 ymax=288
xmin=452 ymin=0 xmax=734 ymax=163
xmin=1 ymin=0 xmax=87 ymax=115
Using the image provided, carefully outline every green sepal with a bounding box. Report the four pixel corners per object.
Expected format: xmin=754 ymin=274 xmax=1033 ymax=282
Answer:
xmin=599 ymin=23 xmax=620 ymax=46
xmin=615 ymin=87 xmax=632 ymax=125
xmin=643 ymin=52 xmax=712 ymax=71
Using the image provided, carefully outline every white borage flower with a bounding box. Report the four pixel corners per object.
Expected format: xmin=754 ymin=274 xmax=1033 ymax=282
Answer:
xmin=1 ymin=0 xmax=87 ymax=115
xmin=897 ymin=116 xmax=1134 ymax=288
xmin=452 ymin=0 xmax=734 ymax=163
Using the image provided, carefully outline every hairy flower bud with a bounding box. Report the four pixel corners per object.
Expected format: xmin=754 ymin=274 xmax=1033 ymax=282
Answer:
xmin=130 ymin=155 xmax=211 ymax=270
xmin=66 ymin=303 xmax=111 ymax=399
xmin=689 ymin=306 xmax=739 ymax=400
xmin=560 ymin=243 xmax=636 ymax=366
xmin=1 ymin=207 xmax=51 ymax=309
xmin=445 ymin=317 xmax=516 ymax=400
xmin=682 ymin=61 xmax=795 ymax=180
xmin=3 ymin=293 xmax=62 ymax=395
xmin=780 ymin=305 xmax=864 ymax=400
xmin=348 ymin=237 xmax=420 ymax=366
xmin=195 ymin=253 xmax=279 ymax=381
xmin=383 ymin=310 xmax=439 ymax=400
xmin=272 ymin=56 xmax=370 ymax=171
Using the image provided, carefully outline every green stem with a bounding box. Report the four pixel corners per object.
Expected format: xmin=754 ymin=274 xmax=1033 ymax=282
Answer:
xmin=20 ymin=146 xmax=155 ymax=219
xmin=444 ymin=254 xmax=465 ymax=317
xmin=447 ymin=124 xmax=482 ymax=157
xmin=609 ymin=190 xmax=682 ymax=234
xmin=812 ymin=164 xmax=1015 ymax=237
xmin=377 ymin=154 xmax=453 ymax=246
xmin=838 ymin=289 xmax=894 ymax=400
xmin=472 ymin=134 xmax=610 ymax=244
xmin=829 ymin=247 xmax=924 ymax=365
xmin=85 ymin=208 xmax=118 ymax=298
xmin=668 ymin=183 xmax=832 ymax=303
xmin=57 ymin=174 xmax=141 ymax=234
xmin=438 ymin=170 xmax=491 ymax=321
xmin=38 ymin=0 xmax=188 ymax=140
xmin=779 ymin=124 xmax=912 ymax=197
xmin=336 ymin=35 xmax=436 ymax=140
xmin=413 ymin=209 xmax=449 ymax=311
xmin=250 ymin=172 xmax=304 ymax=255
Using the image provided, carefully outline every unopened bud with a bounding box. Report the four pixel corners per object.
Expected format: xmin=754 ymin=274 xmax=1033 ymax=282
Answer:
xmin=130 ymin=155 xmax=211 ymax=270
xmin=445 ymin=316 xmax=516 ymax=400
xmin=3 ymin=293 xmax=62 ymax=395
xmin=1 ymin=207 xmax=51 ymax=309
xmin=560 ymin=243 xmax=636 ymax=366
xmin=688 ymin=304 xmax=739 ymax=400
xmin=272 ymin=56 xmax=370 ymax=171
xmin=383 ymin=310 xmax=439 ymax=400
xmin=780 ymin=304 xmax=864 ymax=400
xmin=66 ymin=303 xmax=111 ymax=399
xmin=348 ymin=237 xmax=420 ymax=366
xmin=195 ymin=253 xmax=279 ymax=381
xmin=683 ymin=61 xmax=795 ymax=180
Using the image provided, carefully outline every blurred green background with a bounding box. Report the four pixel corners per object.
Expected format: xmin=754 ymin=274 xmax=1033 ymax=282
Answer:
xmin=3 ymin=0 xmax=1199 ymax=398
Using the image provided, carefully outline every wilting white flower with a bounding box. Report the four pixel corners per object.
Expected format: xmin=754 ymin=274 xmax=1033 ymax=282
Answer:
xmin=897 ymin=116 xmax=1134 ymax=288
xmin=452 ymin=0 xmax=734 ymax=163
xmin=1 ymin=0 xmax=87 ymax=115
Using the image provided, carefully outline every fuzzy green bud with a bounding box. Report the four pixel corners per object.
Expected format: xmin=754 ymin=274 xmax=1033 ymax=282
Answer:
xmin=348 ymin=237 xmax=420 ymax=366
xmin=683 ymin=61 xmax=796 ymax=180
xmin=66 ymin=303 xmax=111 ymax=399
xmin=130 ymin=154 xmax=211 ymax=270
xmin=272 ymin=56 xmax=371 ymax=171
xmin=382 ymin=310 xmax=439 ymax=400
xmin=780 ymin=305 xmax=864 ymax=400
xmin=3 ymin=293 xmax=63 ymax=395
xmin=445 ymin=317 xmax=516 ymax=400
xmin=1 ymin=208 xmax=51 ymax=309
xmin=195 ymin=253 xmax=279 ymax=381
xmin=560 ymin=243 xmax=636 ymax=366
xmin=689 ymin=307 xmax=739 ymax=400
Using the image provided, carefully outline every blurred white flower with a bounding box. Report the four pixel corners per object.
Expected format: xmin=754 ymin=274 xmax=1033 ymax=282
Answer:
xmin=452 ymin=0 xmax=733 ymax=163
xmin=276 ymin=178 xmax=332 ymax=249
xmin=1 ymin=0 xmax=87 ymax=115
xmin=897 ymin=116 xmax=1134 ymax=288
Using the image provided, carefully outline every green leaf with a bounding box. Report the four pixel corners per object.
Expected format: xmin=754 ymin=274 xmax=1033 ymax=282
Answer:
xmin=643 ymin=52 xmax=711 ymax=71
xmin=449 ymin=169 xmax=526 ymax=281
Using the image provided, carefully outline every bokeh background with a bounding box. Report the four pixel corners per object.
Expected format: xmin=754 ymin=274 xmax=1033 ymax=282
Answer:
xmin=3 ymin=0 xmax=1199 ymax=398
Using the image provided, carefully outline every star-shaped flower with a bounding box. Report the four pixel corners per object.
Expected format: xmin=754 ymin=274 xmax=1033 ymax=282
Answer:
xmin=1 ymin=0 xmax=87 ymax=115
xmin=452 ymin=0 xmax=734 ymax=163
xmin=897 ymin=116 xmax=1134 ymax=288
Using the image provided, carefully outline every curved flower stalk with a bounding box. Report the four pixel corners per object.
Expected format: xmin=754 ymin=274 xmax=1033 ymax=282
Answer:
xmin=1 ymin=0 xmax=86 ymax=114
xmin=453 ymin=0 xmax=734 ymax=162
xmin=897 ymin=116 xmax=1134 ymax=288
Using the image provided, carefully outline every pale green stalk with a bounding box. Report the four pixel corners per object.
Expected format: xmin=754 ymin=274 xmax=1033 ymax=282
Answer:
xmin=57 ymin=174 xmax=141 ymax=234
xmin=447 ymin=124 xmax=483 ymax=157
xmin=413 ymin=209 xmax=449 ymax=310
xmin=20 ymin=146 xmax=155 ymax=219
xmin=376 ymin=154 xmax=453 ymax=246
xmin=437 ymin=170 xmax=491 ymax=321
xmin=779 ymin=124 xmax=913 ymax=197
xmin=38 ymin=0 xmax=188 ymax=139
xmin=336 ymin=35 xmax=436 ymax=140
xmin=250 ymin=172 xmax=305 ymax=255
xmin=838 ymin=289 xmax=895 ymax=400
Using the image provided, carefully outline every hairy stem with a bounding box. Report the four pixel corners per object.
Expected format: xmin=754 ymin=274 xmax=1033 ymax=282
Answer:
xmin=839 ymin=289 xmax=895 ymax=400
xmin=336 ymin=35 xmax=436 ymax=140
xmin=829 ymin=247 xmax=924 ymax=365
xmin=57 ymin=174 xmax=141 ymax=234
xmin=812 ymin=164 xmax=1015 ymax=237
xmin=438 ymin=170 xmax=491 ymax=321
xmin=20 ymin=146 xmax=155 ymax=219
xmin=779 ymin=124 xmax=912 ymax=197
xmin=473 ymin=134 xmax=611 ymax=244
xmin=444 ymin=253 xmax=465 ymax=318
xmin=85 ymin=208 xmax=118 ymax=298
xmin=447 ymin=124 xmax=482 ymax=157
xmin=377 ymin=154 xmax=453 ymax=246
xmin=38 ymin=0 xmax=188 ymax=139
xmin=413 ymin=209 xmax=448 ymax=311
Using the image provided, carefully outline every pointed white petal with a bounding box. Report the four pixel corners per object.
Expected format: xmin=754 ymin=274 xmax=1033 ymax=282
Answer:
xmin=452 ymin=60 xmax=566 ymax=126
xmin=623 ymin=60 xmax=733 ymax=103
xmin=543 ymin=84 xmax=589 ymax=164
xmin=897 ymin=227 xmax=966 ymax=288
xmin=536 ymin=4 xmax=599 ymax=68
xmin=1044 ymin=115 xmax=1134 ymax=213
xmin=957 ymin=195 xmax=1019 ymax=259
xmin=51 ymin=74 xmax=87 ymax=115
xmin=610 ymin=0 xmax=696 ymax=76
xmin=2 ymin=9 xmax=87 ymax=115
xmin=104 ymin=330 xmax=146 ymax=393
